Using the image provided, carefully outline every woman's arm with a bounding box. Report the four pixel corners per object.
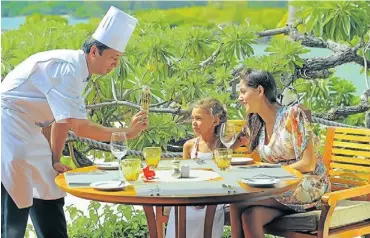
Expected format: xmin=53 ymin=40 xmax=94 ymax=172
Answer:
xmin=287 ymin=139 xmax=316 ymax=173
xmin=285 ymin=106 xmax=316 ymax=173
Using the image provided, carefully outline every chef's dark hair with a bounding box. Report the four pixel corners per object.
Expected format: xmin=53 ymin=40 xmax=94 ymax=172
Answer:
xmin=82 ymin=38 xmax=111 ymax=55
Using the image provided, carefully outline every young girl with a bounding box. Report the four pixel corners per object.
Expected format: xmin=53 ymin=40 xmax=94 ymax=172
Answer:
xmin=230 ymin=68 xmax=330 ymax=238
xmin=165 ymin=98 xmax=227 ymax=238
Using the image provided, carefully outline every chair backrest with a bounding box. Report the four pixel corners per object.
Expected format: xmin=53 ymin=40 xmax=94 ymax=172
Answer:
xmin=228 ymin=119 xmax=261 ymax=161
xmin=323 ymin=127 xmax=370 ymax=200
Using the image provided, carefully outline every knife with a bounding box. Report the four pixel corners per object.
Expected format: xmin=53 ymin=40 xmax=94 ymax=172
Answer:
xmin=68 ymin=182 xmax=92 ymax=186
xmin=238 ymin=164 xmax=282 ymax=169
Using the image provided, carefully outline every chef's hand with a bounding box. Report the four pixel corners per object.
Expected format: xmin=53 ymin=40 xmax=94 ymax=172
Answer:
xmin=52 ymin=162 xmax=72 ymax=173
xmin=129 ymin=110 xmax=149 ymax=137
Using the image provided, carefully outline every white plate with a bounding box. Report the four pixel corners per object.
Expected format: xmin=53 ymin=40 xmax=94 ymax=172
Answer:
xmin=90 ymin=180 xmax=127 ymax=191
xmin=94 ymin=162 xmax=119 ymax=170
xmin=241 ymin=178 xmax=280 ymax=187
xmin=231 ymin=157 xmax=253 ymax=165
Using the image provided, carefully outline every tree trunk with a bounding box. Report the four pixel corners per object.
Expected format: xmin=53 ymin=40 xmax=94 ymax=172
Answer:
xmin=287 ymin=1 xmax=298 ymax=25
xmin=366 ymin=111 xmax=370 ymax=128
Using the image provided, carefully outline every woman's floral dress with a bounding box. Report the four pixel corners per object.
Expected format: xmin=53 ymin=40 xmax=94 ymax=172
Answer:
xmin=242 ymin=105 xmax=331 ymax=212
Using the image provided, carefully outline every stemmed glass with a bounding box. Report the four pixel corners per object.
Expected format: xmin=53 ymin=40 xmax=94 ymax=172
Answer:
xmin=110 ymin=132 xmax=128 ymax=181
xmin=220 ymin=122 xmax=237 ymax=149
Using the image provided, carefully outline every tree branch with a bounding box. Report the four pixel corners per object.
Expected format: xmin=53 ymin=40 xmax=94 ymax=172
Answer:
xmin=255 ymin=24 xmax=370 ymax=67
xmin=362 ymin=89 xmax=370 ymax=103
xmin=211 ymin=23 xmax=370 ymax=83
xmin=297 ymin=68 xmax=332 ymax=80
xmin=288 ymin=27 xmax=348 ymax=52
xmin=312 ymin=103 xmax=370 ymax=120
xmin=150 ymin=100 xmax=172 ymax=107
xmin=86 ymin=100 xmax=188 ymax=115
xmin=302 ymin=48 xmax=364 ymax=72
xmin=199 ymin=43 xmax=223 ymax=68
xmin=256 ymin=26 xmax=289 ymax=37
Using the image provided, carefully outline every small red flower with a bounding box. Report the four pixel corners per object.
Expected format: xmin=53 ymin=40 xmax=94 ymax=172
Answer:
xmin=142 ymin=166 xmax=156 ymax=180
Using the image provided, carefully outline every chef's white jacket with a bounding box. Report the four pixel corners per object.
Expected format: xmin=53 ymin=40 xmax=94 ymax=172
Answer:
xmin=1 ymin=49 xmax=89 ymax=208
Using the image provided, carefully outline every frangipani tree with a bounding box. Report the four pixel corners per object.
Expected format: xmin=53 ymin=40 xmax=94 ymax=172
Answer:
xmin=2 ymin=1 xmax=369 ymax=161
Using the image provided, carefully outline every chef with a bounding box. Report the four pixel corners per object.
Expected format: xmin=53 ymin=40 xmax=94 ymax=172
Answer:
xmin=1 ymin=6 xmax=146 ymax=238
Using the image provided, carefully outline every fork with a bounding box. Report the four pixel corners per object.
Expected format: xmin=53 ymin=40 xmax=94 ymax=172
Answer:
xmin=222 ymin=184 xmax=236 ymax=193
xmin=196 ymin=158 xmax=206 ymax=164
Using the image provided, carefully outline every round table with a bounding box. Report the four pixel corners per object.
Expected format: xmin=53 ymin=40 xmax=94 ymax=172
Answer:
xmin=55 ymin=165 xmax=301 ymax=238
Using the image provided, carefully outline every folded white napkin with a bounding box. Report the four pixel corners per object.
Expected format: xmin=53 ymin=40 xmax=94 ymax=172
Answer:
xmin=65 ymin=171 xmax=120 ymax=187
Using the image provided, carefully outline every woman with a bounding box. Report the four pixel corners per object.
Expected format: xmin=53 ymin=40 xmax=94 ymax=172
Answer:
xmin=230 ymin=68 xmax=330 ymax=238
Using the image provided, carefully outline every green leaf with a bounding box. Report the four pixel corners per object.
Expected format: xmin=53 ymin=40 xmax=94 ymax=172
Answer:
xmin=330 ymin=17 xmax=337 ymax=40
xmin=305 ymin=11 xmax=319 ymax=33
xmin=342 ymin=15 xmax=351 ymax=40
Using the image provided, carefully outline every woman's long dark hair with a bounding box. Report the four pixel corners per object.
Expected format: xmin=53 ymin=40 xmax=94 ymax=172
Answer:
xmin=239 ymin=68 xmax=278 ymax=152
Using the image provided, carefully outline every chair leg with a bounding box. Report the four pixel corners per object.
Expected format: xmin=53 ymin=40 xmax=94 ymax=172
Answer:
xmin=156 ymin=223 xmax=164 ymax=238
xmin=363 ymin=235 xmax=370 ymax=238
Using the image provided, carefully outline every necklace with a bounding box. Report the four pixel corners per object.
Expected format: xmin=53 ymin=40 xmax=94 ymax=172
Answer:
xmin=194 ymin=137 xmax=217 ymax=163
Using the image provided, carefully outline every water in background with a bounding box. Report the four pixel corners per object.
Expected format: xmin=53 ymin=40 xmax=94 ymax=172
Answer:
xmin=1 ymin=15 xmax=89 ymax=31
xmin=1 ymin=16 xmax=366 ymax=96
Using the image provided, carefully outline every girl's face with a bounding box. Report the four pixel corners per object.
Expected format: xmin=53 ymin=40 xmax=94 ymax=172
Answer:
xmin=191 ymin=108 xmax=216 ymax=136
xmin=238 ymin=80 xmax=263 ymax=113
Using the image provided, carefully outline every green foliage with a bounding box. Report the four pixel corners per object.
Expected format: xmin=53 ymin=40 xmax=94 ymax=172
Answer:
xmin=241 ymin=38 xmax=310 ymax=87
xmin=182 ymin=27 xmax=216 ymax=62
xmin=2 ymin=1 xmax=368 ymax=156
xmin=135 ymin=4 xmax=286 ymax=30
xmin=65 ymin=202 xmax=148 ymax=238
xmin=294 ymin=1 xmax=370 ymax=42
xmin=129 ymin=114 xmax=190 ymax=150
xmin=25 ymin=13 xmax=68 ymax=24
xmin=60 ymin=156 xmax=78 ymax=169
xmin=221 ymin=24 xmax=256 ymax=61
xmin=27 ymin=201 xmax=281 ymax=238
xmin=265 ymin=39 xmax=310 ymax=70
xmin=1 ymin=15 xmax=89 ymax=77
xmin=294 ymin=76 xmax=365 ymax=127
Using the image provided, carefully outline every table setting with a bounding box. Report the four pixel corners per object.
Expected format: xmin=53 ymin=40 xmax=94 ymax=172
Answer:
xmin=63 ymin=151 xmax=298 ymax=195
xmin=63 ymin=124 xmax=299 ymax=195
xmin=56 ymin=130 xmax=302 ymax=238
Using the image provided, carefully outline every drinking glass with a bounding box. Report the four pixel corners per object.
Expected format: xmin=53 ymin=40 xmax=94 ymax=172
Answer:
xmin=110 ymin=132 xmax=128 ymax=180
xmin=121 ymin=159 xmax=142 ymax=182
xmin=143 ymin=147 xmax=162 ymax=169
xmin=214 ymin=148 xmax=232 ymax=171
xmin=220 ymin=122 xmax=237 ymax=148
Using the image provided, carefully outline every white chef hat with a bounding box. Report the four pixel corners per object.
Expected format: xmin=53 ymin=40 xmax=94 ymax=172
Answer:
xmin=92 ymin=6 xmax=138 ymax=53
